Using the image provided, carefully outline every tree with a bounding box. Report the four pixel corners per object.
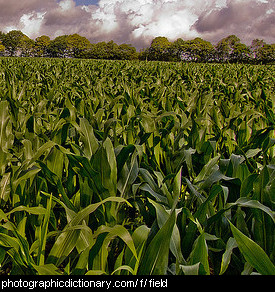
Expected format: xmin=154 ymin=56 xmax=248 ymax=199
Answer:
xmin=19 ymin=35 xmax=35 ymax=57
xmin=147 ymin=37 xmax=172 ymax=61
xmin=257 ymin=44 xmax=275 ymax=64
xmin=0 ymin=42 xmax=5 ymax=55
xmin=47 ymin=35 xmax=69 ymax=58
xmin=116 ymin=44 xmax=138 ymax=60
xmin=88 ymin=41 xmax=119 ymax=60
xmin=138 ymin=48 xmax=149 ymax=61
xmin=66 ymin=34 xmax=91 ymax=58
xmin=0 ymin=31 xmax=5 ymax=43
xmin=170 ymin=38 xmax=185 ymax=61
xmin=173 ymin=38 xmax=215 ymax=62
xmin=230 ymin=42 xmax=251 ymax=63
xmin=193 ymin=38 xmax=215 ymax=62
xmin=0 ymin=31 xmax=6 ymax=56
xmin=215 ymin=35 xmax=252 ymax=63
xmin=2 ymin=30 xmax=26 ymax=56
xmin=35 ymin=36 xmax=51 ymax=57
xmin=215 ymin=35 xmax=241 ymax=62
xmin=0 ymin=30 xmax=273 ymax=63
xmin=105 ymin=40 xmax=119 ymax=60
xmin=251 ymin=39 xmax=266 ymax=60
xmin=250 ymin=39 xmax=275 ymax=63
xmin=88 ymin=42 xmax=108 ymax=59
xmin=1 ymin=30 xmax=34 ymax=57
xmin=0 ymin=33 xmax=5 ymax=56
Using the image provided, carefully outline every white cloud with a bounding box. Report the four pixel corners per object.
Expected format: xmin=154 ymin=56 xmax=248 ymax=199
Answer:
xmin=20 ymin=12 xmax=46 ymax=38
xmin=88 ymin=0 xmax=213 ymax=46
xmin=59 ymin=0 xmax=75 ymax=11
xmin=3 ymin=26 xmax=18 ymax=34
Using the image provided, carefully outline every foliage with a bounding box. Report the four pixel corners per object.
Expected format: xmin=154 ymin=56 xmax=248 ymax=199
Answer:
xmin=1 ymin=30 xmax=28 ymax=56
xmin=0 ymin=58 xmax=274 ymax=275
xmin=34 ymin=36 xmax=51 ymax=57
xmin=0 ymin=42 xmax=4 ymax=55
xmin=171 ymin=37 xmax=215 ymax=62
xmin=0 ymin=30 xmax=274 ymax=63
xmin=145 ymin=37 xmax=173 ymax=61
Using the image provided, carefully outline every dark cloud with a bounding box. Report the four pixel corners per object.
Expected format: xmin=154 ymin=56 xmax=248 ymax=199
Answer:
xmin=193 ymin=0 xmax=275 ymax=44
xmin=0 ymin=0 xmax=55 ymax=20
xmin=255 ymin=13 xmax=275 ymax=38
xmin=44 ymin=6 xmax=89 ymax=26
xmin=0 ymin=0 xmax=55 ymax=36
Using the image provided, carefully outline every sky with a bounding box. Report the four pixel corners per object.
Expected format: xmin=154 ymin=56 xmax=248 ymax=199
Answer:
xmin=0 ymin=0 xmax=274 ymax=49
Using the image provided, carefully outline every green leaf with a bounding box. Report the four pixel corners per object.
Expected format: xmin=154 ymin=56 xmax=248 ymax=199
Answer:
xmin=0 ymin=233 xmax=27 ymax=268
xmin=240 ymin=174 xmax=258 ymax=197
xmin=172 ymin=167 xmax=182 ymax=208
xmin=219 ymin=237 xmax=238 ymax=275
xmin=124 ymin=225 xmax=150 ymax=273
xmin=229 ymin=221 xmax=275 ymax=275
xmin=85 ymin=270 xmax=107 ymax=275
xmin=95 ymin=225 xmax=138 ymax=261
xmin=193 ymin=155 xmax=220 ymax=184
xmin=37 ymin=195 xmax=52 ymax=266
xmin=78 ymin=118 xmax=99 ymax=159
xmin=12 ymin=166 xmax=41 ymax=192
xmin=188 ymin=232 xmax=210 ymax=275
xmin=38 ymin=161 xmax=76 ymax=212
xmin=0 ymin=172 xmax=11 ymax=204
xmin=180 ymin=263 xmax=200 ymax=275
xmin=229 ymin=198 xmax=275 ymax=223
xmin=47 ymin=197 xmax=129 ymax=266
xmin=33 ymin=264 xmax=62 ymax=275
xmin=138 ymin=210 xmax=176 ymax=275
xmin=91 ymin=138 xmax=117 ymax=198
xmin=102 ymin=138 xmax=117 ymax=197
xmin=111 ymin=265 xmax=134 ymax=275
xmin=245 ymin=148 xmax=261 ymax=159
xmin=29 ymin=141 xmax=56 ymax=166
xmin=6 ymin=206 xmax=46 ymax=216
xmin=148 ymin=199 xmax=184 ymax=264
xmin=46 ymin=147 xmax=64 ymax=180
xmin=118 ymin=151 xmax=139 ymax=198
xmin=116 ymin=144 xmax=135 ymax=175
xmin=0 ymin=100 xmax=13 ymax=151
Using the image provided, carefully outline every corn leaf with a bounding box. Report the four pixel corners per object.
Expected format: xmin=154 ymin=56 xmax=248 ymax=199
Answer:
xmin=138 ymin=210 xmax=176 ymax=275
xmin=47 ymin=197 xmax=129 ymax=266
xmin=188 ymin=232 xmax=210 ymax=275
xmin=229 ymin=221 xmax=275 ymax=275
xmin=219 ymin=237 xmax=238 ymax=275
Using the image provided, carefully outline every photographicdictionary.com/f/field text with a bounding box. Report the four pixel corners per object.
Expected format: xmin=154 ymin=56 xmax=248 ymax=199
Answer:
xmin=1 ymin=277 xmax=169 ymax=290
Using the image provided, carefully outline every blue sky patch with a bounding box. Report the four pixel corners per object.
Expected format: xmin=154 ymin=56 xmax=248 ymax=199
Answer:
xmin=75 ymin=0 xmax=99 ymax=6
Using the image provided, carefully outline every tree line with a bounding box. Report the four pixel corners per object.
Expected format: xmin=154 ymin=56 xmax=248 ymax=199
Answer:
xmin=0 ymin=30 xmax=274 ymax=63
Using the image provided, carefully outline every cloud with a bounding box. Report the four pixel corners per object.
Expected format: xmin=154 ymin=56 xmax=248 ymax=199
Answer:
xmin=19 ymin=12 xmax=46 ymax=38
xmin=89 ymin=0 xmax=275 ymax=47
xmin=0 ymin=0 xmax=274 ymax=48
xmin=193 ymin=0 xmax=275 ymax=44
xmin=84 ymin=0 xmax=220 ymax=47
xmin=0 ymin=0 xmax=54 ymax=22
xmin=0 ymin=0 xmax=55 ymax=37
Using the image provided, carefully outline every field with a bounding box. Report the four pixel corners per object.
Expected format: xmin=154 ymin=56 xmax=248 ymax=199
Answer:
xmin=0 ymin=58 xmax=274 ymax=275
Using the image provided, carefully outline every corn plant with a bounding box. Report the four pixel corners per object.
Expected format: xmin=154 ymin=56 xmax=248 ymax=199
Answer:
xmin=0 ymin=58 xmax=274 ymax=275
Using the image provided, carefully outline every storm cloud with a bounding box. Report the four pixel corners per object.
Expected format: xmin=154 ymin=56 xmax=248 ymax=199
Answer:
xmin=0 ymin=0 xmax=274 ymax=48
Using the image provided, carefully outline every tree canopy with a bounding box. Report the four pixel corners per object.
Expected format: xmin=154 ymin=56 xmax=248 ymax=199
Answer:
xmin=0 ymin=30 xmax=274 ymax=63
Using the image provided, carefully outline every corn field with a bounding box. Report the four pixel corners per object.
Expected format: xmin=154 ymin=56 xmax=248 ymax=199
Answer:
xmin=0 ymin=58 xmax=274 ymax=275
